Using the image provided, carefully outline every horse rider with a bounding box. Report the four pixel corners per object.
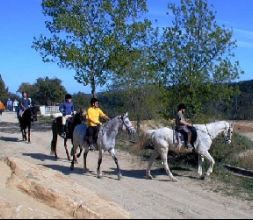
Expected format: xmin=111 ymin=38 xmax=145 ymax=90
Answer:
xmin=86 ymin=98 xmax=110 ymax=151
xmin=175 ymin=103 xmax=193 ymax=149
xmin=59 ymin=94 xmax=75 ymax=138
xmin=18 ymin=92 xmax=31 ymax=118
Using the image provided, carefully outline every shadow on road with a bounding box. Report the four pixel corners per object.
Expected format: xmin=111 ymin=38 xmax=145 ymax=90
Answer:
xmin=0 ymin=136 xmax=22 ymax=143
xmin=43 ymin=164 xmax=88 ymax=176
xmin=23 ymin=153 xmax=57 ymax=162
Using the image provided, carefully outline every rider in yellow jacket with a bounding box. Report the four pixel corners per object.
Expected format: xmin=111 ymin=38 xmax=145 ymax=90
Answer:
xmin=86 ymin=98 xmax=109 ymax=150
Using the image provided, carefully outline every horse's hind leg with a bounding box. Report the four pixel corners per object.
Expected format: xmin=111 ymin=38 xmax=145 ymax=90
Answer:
xmin=146 ymin=150 xmax=159 ymax=180
xmin=70 ymin=145 xmax=76 ymax=171
xmin=83 ymin=147 xmax=89 ymax=172
xmin=110 ymin=149 xmax=122 ymax=180
xmin=198 ymin=155 xmax=205 ymax=178
xmin=97 ymin=149 xmax=104 ymax=179
xmin=64 ymin=139 xmax=71 ymax=161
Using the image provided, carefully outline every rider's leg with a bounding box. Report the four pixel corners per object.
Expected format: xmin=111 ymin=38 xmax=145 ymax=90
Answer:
xmin=61 ymin=116 xmax=67 ymax=137
xmin=87 ymin=126 xmax=96 ymax=150
xmin=182 ymin=126 xmax=193 ymax=149
xmin=92 ymin=126 xmax=100 ymax=150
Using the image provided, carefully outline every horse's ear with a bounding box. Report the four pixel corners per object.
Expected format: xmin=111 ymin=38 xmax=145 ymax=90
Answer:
xmin=125 ymin=112 xmax=129 ymax=117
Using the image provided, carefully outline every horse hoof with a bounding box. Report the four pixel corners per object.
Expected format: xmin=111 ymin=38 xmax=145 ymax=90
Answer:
xmin=70 ymin=165 xmax=74 ymax=171
xmin=200 ymin=175 xmax=206 ymax=180
xmin=171 ymin=178 xmax=178 ymax=182
xmin=83 ymin=168 xmax=89 ymax=173
xmin=118 ymin=173 xmax=123 ymax=181
xmin=97 ymin=174 xmax=103 ymax=179
xmin=145 ymin=175 xmax=153 ymax=180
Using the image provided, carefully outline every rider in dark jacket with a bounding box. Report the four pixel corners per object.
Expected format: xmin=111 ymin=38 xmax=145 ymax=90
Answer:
xmin=59 ymin=94 xmax=75 ymax=138
xmin=19 ymin=92 xmax=31 ymax=118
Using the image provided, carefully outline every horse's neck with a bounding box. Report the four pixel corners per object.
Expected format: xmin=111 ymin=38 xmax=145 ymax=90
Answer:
xmin=102 ymin=118 xmax=121 ymax=138
xmin=206 ymin=122 xmax=227 ymax=139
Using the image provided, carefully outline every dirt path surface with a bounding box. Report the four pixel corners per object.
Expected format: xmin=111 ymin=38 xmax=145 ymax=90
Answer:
xmin=0 ymin=112 xmax=253 ymax=219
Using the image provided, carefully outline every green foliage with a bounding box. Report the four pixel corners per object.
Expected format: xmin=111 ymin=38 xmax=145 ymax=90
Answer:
xmin=72 ymin=92 xmax=90 ymax=111
xmin=33 ymin=0 xmax=148 ymax=95
xmin=18 ymin=77 xmax=67 ymax=105
xmin=159 ymin=0 xmax=243 ymax=118
xmin=0 ymin=74 xmax=9 ymax=102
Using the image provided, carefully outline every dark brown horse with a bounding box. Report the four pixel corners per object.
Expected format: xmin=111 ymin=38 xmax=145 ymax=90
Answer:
xmin=18 ymin=106 xmax=40 ymax=143
xmin=50 ymin=112 xmax=83 ymax=160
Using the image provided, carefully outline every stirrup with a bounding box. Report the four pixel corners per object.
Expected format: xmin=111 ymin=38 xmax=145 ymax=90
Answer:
xmin=187 ymin=143 xmax=194 ymax=149
xmin=89 ymin=145 xmax=96 ymax=151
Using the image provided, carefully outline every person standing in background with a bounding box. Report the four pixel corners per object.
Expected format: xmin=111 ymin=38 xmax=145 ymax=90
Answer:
xmin=0 ymin=100 xmax=5 ymax=116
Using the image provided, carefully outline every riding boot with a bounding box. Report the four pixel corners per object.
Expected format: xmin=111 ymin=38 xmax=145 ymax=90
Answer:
xmin=187 ymin=133 xmax=193 ymax=149
xmin=61 ymin=126 xmax=66 ymax=138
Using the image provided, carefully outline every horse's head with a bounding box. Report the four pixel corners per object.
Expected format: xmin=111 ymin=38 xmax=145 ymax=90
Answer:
xmin=224 ymin=122 xmax=234 ymax=144
xmin=120 ymin=113 xmax=136 ymax=135
xmin=30 ymin=106 xmax=40 ymax=122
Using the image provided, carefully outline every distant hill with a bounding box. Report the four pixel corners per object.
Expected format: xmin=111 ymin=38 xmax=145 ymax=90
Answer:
xmin=234 ymin=80 xmax=253 ymax=120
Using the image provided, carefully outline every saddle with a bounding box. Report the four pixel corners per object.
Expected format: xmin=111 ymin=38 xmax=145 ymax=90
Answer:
xmin=63 ymin=117 xmax=74 ymax=136
xmin=174 ymin=127 xmax=197 ymax=149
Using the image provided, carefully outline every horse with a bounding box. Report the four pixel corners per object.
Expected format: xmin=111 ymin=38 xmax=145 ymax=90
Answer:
xmin=143 ymin=121 xmax=234 ymax=182
xmin=70 ymin=113 xmax=136 ymax=180
xmin=18 ymin=106 xmax=40 ymax=143
xmin=50 ymin=112 xmax=83 ymax=161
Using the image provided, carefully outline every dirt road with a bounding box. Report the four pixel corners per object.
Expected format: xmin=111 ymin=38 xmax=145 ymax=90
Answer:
xmin=0 ymin=112 xmax=253 ymax=219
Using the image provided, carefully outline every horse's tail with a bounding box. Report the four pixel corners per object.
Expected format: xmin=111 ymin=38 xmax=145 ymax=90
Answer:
xmin=138 ymin=129 xmax=155 ymax=151
xmin=51 ymin=120 xmax=58 ymax=154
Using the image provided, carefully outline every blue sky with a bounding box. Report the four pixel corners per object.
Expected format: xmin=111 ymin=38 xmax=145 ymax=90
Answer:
xmin=0 ymin=0 xmax=253 ymax=95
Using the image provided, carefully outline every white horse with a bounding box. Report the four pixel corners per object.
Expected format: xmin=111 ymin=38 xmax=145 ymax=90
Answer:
xmin=144 ymin=121 xmax=234 ymax=182
xmin=71 ymin=113 xmax=136 ymax=180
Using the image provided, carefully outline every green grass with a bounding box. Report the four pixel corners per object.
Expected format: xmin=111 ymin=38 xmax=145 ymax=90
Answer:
xmin=209 ymin=133 xmax=253 ymax=200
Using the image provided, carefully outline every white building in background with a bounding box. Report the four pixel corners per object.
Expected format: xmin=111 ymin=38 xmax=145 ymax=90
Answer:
xmin=40 ymin=106 xmax=61 ymax=117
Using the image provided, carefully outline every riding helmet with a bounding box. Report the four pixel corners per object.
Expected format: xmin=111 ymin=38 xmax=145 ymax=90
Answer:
xmin=178 ymin=103 xmax=187 ymax=111
xmin=65 ymin=94 xmax=72 ymax=100
xmin=90 ymin=97 xmax=99 ymax=105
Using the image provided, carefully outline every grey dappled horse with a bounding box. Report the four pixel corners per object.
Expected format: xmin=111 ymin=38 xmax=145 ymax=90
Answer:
xmin=71 ymin=113 xmax=136 ymax=180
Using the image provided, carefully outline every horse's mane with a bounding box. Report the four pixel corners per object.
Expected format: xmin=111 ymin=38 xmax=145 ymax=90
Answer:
xmin=102 ymin=116 xmax=121 ymax=133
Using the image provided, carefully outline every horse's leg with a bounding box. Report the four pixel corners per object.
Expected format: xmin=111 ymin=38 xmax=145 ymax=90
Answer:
xmin=83 ymin=147 xmax=89 ymax=172
xmin=203 ymin=151 xmax=215 ymax=176
xmin=64 ymin=139 xmax=71 ymax=161
xmin=77 ymin=146 xmax=83 ymax=158
xmin=28 ymin=125 xmax=31 ymax=143
xmin=146 ymin=150 xmax=159 ymax=180
xmin=70 ymin=143 xmax=77 ymax=171
xmin=160 ymin=149 xmax=177 ymax=182
xmin=198 ymin=154 xmax=205 ymax=178
xmin=51 ymin=123 xmax=58 ymax=159
xmin=97 ymin=149 xmax=104 ymax=179
xmin=23 ymin=129 xmax=27 ymax=141
xmin=110 ymin=149 xmax=122 ymax=180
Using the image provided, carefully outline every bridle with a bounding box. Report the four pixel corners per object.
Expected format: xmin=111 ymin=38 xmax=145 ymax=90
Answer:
xmin=120 ymin=115 xmax=135 ymax=135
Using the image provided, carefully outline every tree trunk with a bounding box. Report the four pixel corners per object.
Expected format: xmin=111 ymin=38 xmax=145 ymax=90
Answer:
xmin=91 ymin=76 xmax=97 ymax=98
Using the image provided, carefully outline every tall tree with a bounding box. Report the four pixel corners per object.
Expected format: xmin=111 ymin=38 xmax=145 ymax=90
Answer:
xmin=33 ymin=77 xmax=67 ymax=105
xmin=17 ymin=83 xmax=36 ymax=97
xmin=0 ymin=74 xmax=9 ymax=101
xmin=108 ymin=22 xmax=164 ymax=131
xmin=160 ymin=0 xmax=243 ymax=119
xmin=33 ymin=0 xmax=148 ymax=97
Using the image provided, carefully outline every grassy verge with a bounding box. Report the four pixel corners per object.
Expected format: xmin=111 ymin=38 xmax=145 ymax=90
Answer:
xmin=209 ymin=133 xmax=253 ymax=200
